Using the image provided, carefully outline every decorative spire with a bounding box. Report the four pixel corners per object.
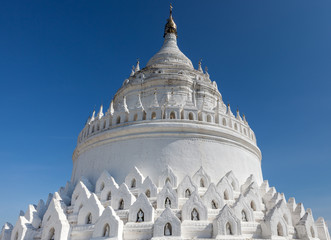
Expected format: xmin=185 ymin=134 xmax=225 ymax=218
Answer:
xmin=198 ymin=58 xmax=203 ymax=72
xmin=130 ymin=65 xmax=135 ymax=76
xmin=205 ymin=67 xmax=210 ymax=81
xmin=243 ymin=114 xmax=247 ymax=124
xmin=97 ymin=105 xmax=104 ymax=119
xmin=164 ymin=3 xmax=177 ymax=38
xmin=90 ymin=109 xmax=96 ymax=122
xmin=135 ymin=59 xmax=140 ymax=72
xmin=110 ymin=100 xmax=114 ymax=114
xmin=236 ymin=109 xmax=242 ymax=121
xmin=227 ymin=103 xmax=234 ymax=117
xmin=109 ymin=100 xmax=114 ymax=115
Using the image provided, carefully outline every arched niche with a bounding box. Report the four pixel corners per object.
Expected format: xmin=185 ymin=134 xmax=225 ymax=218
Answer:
xmin=213 ymin=205 xmax=241 ymax=237
xmin=177 ymin=175 xmax=198 ymax=199
xmin=91 ymin=206 xmax=123 ymax=240
xmin=157 ymin=182 xmax=178 ymax=209
xmin=111 ymin=183 xmax=136 ymax=210
xmin=153 ymin=208 xmax=181 ymax=237
xmin=77 ymin=194 xmax=104 ymax=225
xmin=124 ymin=167 xmax=144 ymax=190
xmin=128 ymin=193 xmax=154 ymax=223
xmin=201 ymin=183 xmax=224 ymax=210
xmin=158 ymin=166 xmax=177 ymax=188
xmin=138 ymin=176 xmax=157 ymax=198
xmin=182 ymin=192 xmax=208 ymax=221
xmin=192 ymin=167 xmax=211 ymax=189
xmin=216 ymin=176 xmax=234 ymax=201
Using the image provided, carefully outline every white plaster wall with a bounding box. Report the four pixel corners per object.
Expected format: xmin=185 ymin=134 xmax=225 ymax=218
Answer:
xmin=72 ymin=122 xmax=263 ymax=187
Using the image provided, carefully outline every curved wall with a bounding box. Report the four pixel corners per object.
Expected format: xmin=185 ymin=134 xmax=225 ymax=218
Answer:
xmin=72 ymin=121 xmax=263 ymax=186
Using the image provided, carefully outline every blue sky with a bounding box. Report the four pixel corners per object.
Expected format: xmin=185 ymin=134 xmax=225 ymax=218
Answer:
xmin=0 ymin=0 xmax=330 ymax=230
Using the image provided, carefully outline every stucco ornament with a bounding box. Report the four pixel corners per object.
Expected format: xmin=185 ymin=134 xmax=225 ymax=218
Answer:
xmin=77 ymin=194 xmax=104 ymax=225
xmin=128 ymin=193 xmax=154 ymax=223
xmin=296 ymin=209 xmax=318 ymax=240
xmin=182 ymin=192 xmax=208 ymax=221
xmin=124 ymin=167 xmax=144 ymax=190
xmin=0 ymin=223 xmax=13 ymax=240
xmin=99 ymin=173 xmax=119 ymax=203
xmin=41 ymin=193 xmax=70 ymax=240
xmin=213 ymin=205 xmax=242 ymax=237
xmin=216 ymin=176 xmax=234 ymax=201
xmin=3 ymin=165 xmax=331 ymax=240
xmin=201 ymin=183 xmax=224 ymax=210
xmin=157 ymin=182 xmax=178 ymax=209
xmin=111 ymin=183 xmax=136 ymax=211
xmin=177 ymin=175 xmax=198 ymax=199
xmin=232 ymin=194 xmax=254 ymax=222
xmin=91 ymin=206 xmax=123 ymax=240
xmin=261 ymin=205 xmax=289 ymax=238
xmin=158 ymin=166 xmax=177 ymax=188
xmin=138 ymin=177 xmax=158 ymax=198
xmin=72 ymin=182 xmax=92 ymax=214
xmin=192 ymin=167 xmax=211 ymax=189
xmin=153 ymin=207 xmax=181 ymax=237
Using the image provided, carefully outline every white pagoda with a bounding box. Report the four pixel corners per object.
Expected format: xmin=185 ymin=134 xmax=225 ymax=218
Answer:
xmin=1 ymin=6 xmax=330 ymax=240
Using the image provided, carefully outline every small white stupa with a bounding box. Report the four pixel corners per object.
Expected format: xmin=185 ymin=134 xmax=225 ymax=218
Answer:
xmin=1 ymin=5 xmax=330 ymax=240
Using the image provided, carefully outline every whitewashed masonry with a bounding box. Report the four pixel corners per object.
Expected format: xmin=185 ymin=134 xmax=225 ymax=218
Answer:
xmin=1 ymin=6 xmax=329 ymax=240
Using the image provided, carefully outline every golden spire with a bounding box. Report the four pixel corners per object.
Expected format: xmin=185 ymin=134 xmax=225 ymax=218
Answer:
xmin=164 ymin=3 xmax=177 ymax=38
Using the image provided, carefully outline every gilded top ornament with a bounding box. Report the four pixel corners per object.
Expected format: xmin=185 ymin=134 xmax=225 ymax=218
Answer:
xmin=164 ymin=4 xmax=177 ymax=38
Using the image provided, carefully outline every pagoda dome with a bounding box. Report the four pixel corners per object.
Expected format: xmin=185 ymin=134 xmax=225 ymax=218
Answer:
xmin=72 ymin=7 xmax=262 ymax=187
xmin=146 ymin=33 xmax=194 ymax=69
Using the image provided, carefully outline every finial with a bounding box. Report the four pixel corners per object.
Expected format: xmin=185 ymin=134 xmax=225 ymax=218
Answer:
xmin=236 ymin=108 xmax=242 ymax=121
xmin=91 ymin=108 xmax=96 ymax=122
xmin=135 ymin=58 xmax=140 ymax=72
xmin=227 ymin=103 xmax=233 ymax=116
xmin=198 ymin=58 xmax=203 ymax=72
xmin=97 ymin=105 xmax=104 ymax=119
xmin=164 ymin=4 xmax=177 ymax=37
xmin=243 ymin=114 xmax=247 ymax=123
xmin=109 ymin=100 xmax=114 ymax=114
xmin=205 ymin=66 xmax=209 ymax=78
xmin=130 ymin=65 xmax=135 ymax=76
